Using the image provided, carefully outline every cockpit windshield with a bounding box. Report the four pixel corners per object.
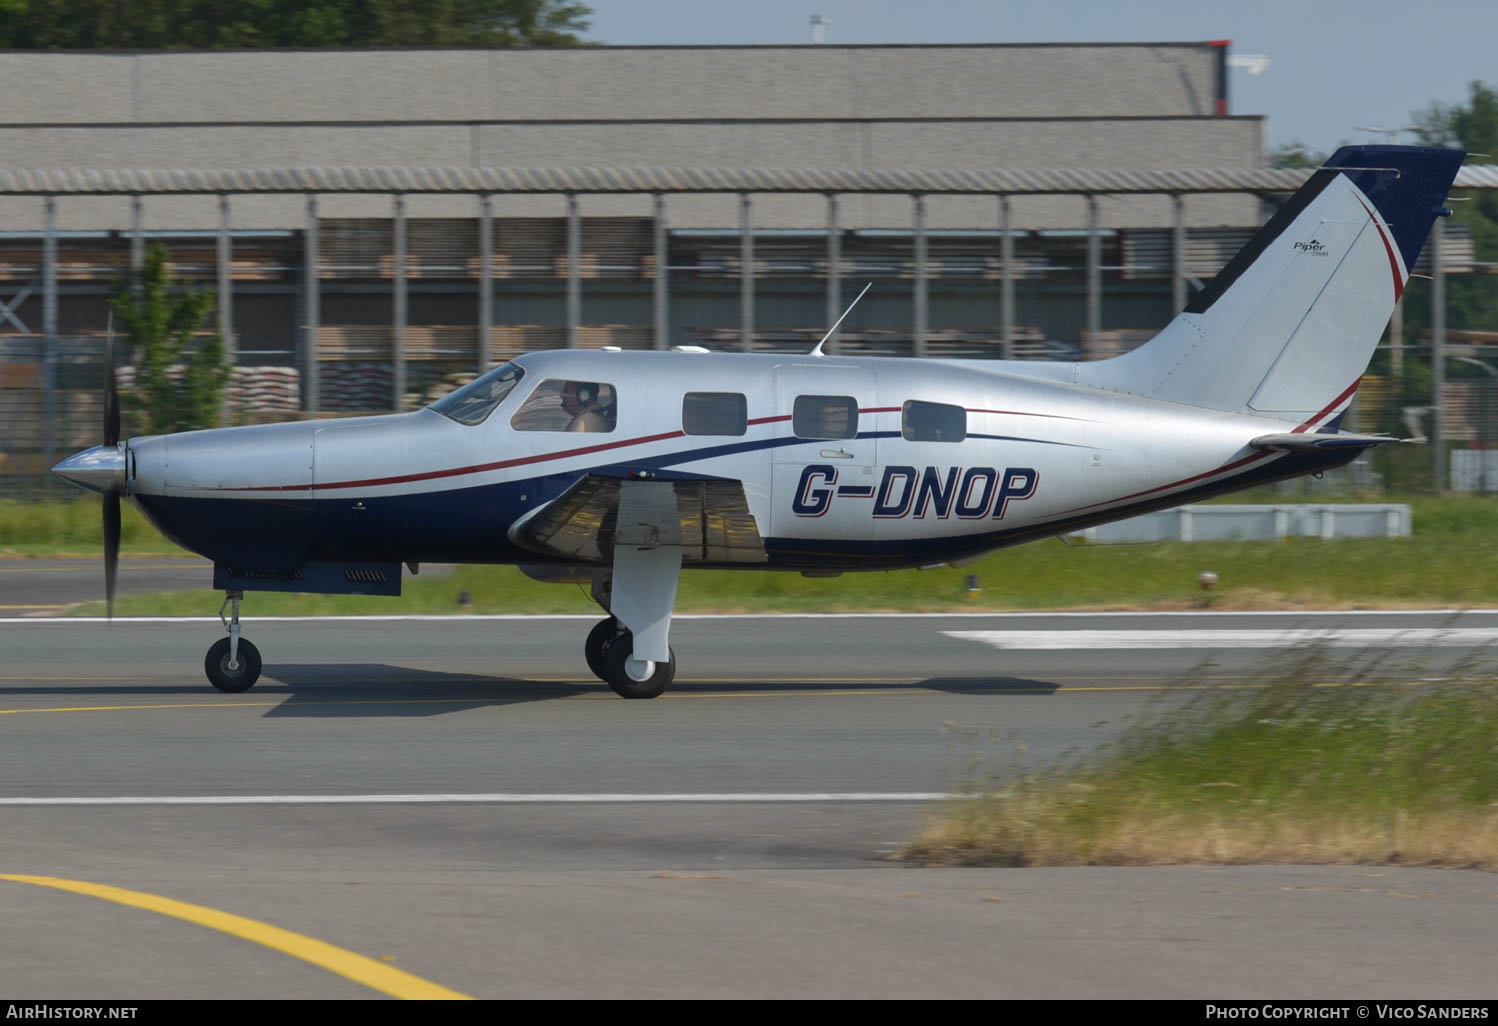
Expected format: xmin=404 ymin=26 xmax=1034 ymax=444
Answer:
xmin=428 ymin=362 xmax=526 ymax=426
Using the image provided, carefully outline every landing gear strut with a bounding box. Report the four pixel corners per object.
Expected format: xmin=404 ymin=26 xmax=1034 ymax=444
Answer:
xmin=206 ymin=589 xmax=261 ymax=693
xmin=583 ymin=483 xmax=684 ymax=699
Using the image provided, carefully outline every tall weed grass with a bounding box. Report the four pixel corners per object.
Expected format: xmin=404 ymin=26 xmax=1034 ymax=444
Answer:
xmin=908 ymin=643 xmax=1498 ymax=869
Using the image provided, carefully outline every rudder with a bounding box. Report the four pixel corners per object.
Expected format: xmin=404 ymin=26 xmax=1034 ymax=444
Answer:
xmin=1078 ymin=145 xmax=1465 ymax=426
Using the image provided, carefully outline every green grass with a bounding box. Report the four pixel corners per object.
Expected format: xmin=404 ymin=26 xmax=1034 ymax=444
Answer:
xmin=905 ymin=646 xmax=1498 ymax=869
xmin=12 ymin=491 xmax=1498 ymax=616
xmin=0 ymin=498 xmax=175 ymax=556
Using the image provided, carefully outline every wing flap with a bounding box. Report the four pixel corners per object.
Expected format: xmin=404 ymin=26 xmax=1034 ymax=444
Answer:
xmin=510 ymin=475 xmax=767 ymax=564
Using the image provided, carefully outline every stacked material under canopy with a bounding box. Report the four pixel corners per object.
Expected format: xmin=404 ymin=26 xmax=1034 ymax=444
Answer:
xmin=119 ymin=365 xmax=301 ymax=415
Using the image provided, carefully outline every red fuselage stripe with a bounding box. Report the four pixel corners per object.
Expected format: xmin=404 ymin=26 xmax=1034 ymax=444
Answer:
xmin=236 ymin=428 xmax=690 ymax=492
xmin=219 ymin=404 xmax=1079 ymax=494
xmin=1354 ymin=194 xmax=1405 ymax=302
xmin=1291 ymin=377 xmax=1362 ymax=434
xmin=1059 ymin=374 xmax=1362 ymax=516
xmin=968 ymin=408 xmax=1093 ymax=422
xmin=1057 ymin=451 xmax=1273 ymax=515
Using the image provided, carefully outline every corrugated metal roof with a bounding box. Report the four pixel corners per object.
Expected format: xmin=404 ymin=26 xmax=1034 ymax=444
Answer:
xmin=0 ymin=164 xmax=1492 ymax=196
xmin=1453 ymin=165 xmax=1498 ymax=188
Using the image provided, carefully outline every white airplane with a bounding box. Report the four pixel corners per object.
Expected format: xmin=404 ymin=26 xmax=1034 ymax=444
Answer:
xmin=53 ymin=145 xmax=1464 ymax=699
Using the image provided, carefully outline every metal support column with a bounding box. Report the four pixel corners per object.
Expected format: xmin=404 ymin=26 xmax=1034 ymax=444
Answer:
xmin=304 ymin=195 xmax=320 ymax=417
xmin=825 ymin=194 xmax=841 ymax=355
xmin=478 ymin=193 xmax=493 ymax=374
xmin=1389 ymin=297 xmax=1404 ymax=379
xmin=913 ymin=194 xmax=928 ymax=359
xmin=566 ymin=193 xmax=580 ymax=348
xmin=43 ymin=196 xmax=57 ymax=482
xmin=1432 ymin=216 xmax=1446 ymax=494
xmin=653 ymin=193 xmax=668 ymax=350
xmin=393 ymin=194 xmax=407 ymax=411
xmin=216 ymin=196 xmax=234 ymax=426
xmin=740 ymin=193 xmax=754 ymax=353
xmin=1086 ymin=195 xmax=1102 ymax=357
xmin=1172 ymin=194 xmax=1187 ymax=313
xmin=130 ymin=196 xmax=144 ymax=279
xmin=1000 ymin=195 xmax=1015 ymax=360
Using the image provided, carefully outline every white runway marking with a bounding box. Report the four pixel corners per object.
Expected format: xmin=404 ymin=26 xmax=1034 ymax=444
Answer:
xmin=0 ymin=793 xmax=948 ymax=806
xmin=944 ymin=628 xmax=1498 ymax=650
xmin=4 ymin=610 xmax=1498 ymax=625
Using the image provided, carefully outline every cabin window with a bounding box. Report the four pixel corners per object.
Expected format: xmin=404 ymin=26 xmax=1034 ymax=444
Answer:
xmin=792 ymin=395 xmax=858 ymax=440
xmin=510 ymin=379 xmax=618 ymax=433
xmin=682 ymin=392 xmax=748 ymax=436
xmin=428 ymin=362 xmax=525 ymax=426
xmin=902 ymin=400 xmax=967 ymax=443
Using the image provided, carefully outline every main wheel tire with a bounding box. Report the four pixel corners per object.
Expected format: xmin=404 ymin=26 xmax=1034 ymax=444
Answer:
xmin=584 ymin=616 xmax=621 ymax=681
xmin=601 ymin=634 xmax=676 ymax=700
xmin=205 ymin=637 xmax=262 ymax=693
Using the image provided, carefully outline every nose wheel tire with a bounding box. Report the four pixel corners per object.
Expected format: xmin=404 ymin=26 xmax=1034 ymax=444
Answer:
xmin=205 ymin=637 xmax=262 ymax=693
xmin=601 ymin=633 xmax=676 ymax=700
xmin=584 ymin=616 xmax=622 ymax=681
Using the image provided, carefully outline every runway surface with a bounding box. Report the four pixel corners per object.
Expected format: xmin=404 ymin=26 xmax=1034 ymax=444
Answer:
xmin=0 ymin=556 xmax=211 ymax=614
xmin=1 ymin=612 xmax=1496 ymax=999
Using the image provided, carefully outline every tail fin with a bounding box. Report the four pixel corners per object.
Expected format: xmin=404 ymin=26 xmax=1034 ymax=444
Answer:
xmin=1079 ymin=145 xmax=1465 ymax=426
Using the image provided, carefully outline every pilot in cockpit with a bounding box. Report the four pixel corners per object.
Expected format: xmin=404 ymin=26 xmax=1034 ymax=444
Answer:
xmin=561 ymin=381 xmax=610 ymax=432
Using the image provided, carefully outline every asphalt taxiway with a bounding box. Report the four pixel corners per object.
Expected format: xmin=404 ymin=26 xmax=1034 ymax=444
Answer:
xmin=0 ymin=556 xmax=211 ymax=614
xmin=1 ymin=612 xmax=1495 ymax=998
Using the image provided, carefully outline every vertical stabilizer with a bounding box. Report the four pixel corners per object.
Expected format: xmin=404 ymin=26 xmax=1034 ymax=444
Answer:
xmin=1077 ymin=145 xmax=1465 ymax=425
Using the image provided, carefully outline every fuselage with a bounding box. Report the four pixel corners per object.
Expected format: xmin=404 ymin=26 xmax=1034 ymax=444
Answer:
xmin=120 ymin=348 xmax=1355 ymax=575
xmin=44 ymin=144 xmax=1463 ymax=699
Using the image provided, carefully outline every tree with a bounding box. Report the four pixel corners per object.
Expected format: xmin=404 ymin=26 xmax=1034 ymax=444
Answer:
xmin=112 ymin=244 xmax=230 ymax=435
xmin=1402 ymin=82 xmax=1498 ymax=352
xmin=0 ymin=0 xmax=593 ymax=49
xmin=1268 ymin=142 xmax=1328 ymax=170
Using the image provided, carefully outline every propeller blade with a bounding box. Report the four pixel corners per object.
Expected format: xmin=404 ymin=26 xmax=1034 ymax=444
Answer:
xmin=103 ymin=489 xmax=120 ymax=621
xmin=103 ymin=314 xmax=120 ymax=448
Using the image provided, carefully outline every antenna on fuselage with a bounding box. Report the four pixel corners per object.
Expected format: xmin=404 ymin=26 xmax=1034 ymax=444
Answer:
xmin=809 ymin=281 xmax=872 ymax=358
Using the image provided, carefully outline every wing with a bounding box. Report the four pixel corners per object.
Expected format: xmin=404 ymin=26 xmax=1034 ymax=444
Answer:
xmin=509 ymin=474 xmax=768 ymax=565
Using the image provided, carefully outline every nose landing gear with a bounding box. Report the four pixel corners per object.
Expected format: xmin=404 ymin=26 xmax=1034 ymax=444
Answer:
xmin=205 ymin=590 xmax=262 ymax=693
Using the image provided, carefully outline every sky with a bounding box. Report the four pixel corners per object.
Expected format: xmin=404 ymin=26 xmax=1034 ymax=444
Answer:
xmin=583 ymin=0 xmax=1497 ymax=155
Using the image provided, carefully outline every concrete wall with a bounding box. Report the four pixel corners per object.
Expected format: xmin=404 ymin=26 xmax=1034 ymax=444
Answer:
xmin=0 ymin=45 xmax=1263 ymax=231
xmin=0 ymin=44 xmax=1224 ymax=123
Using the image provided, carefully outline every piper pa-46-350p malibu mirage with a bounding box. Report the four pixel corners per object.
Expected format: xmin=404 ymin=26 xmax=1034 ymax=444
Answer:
xmin=54 ymin=145 xmax=1465 ymax=698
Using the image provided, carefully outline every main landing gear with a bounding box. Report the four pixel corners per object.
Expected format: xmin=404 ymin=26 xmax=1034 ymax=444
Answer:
xmin=583 ymin=483 xmax=684 ymax=699
xmin=205 ymin=589 xmax=261 ymax=693
xmin=585 ymin=614 xmax=677 ymax=700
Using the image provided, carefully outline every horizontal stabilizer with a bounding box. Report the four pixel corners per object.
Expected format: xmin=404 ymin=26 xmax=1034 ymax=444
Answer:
xmin=1249 ymin=432 xmax=1413 ymax=452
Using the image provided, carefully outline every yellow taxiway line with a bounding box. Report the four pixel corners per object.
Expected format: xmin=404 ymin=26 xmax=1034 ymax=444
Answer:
xmin=0 ymin=874 xmax=471 ymax=1000
xmin=0 ymin=678 xmax=1446 ymax=719
xmin=0 ymin=564 xmax=197 ymax=574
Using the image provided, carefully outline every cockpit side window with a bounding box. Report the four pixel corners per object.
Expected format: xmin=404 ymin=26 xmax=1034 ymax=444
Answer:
xmin=901 ymin=400 xmax=967 ymax=442
xmin=428 ymin=362 xmax=525 ymax=426
xmin=510 ymin=379 xmax=618 ymax=433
